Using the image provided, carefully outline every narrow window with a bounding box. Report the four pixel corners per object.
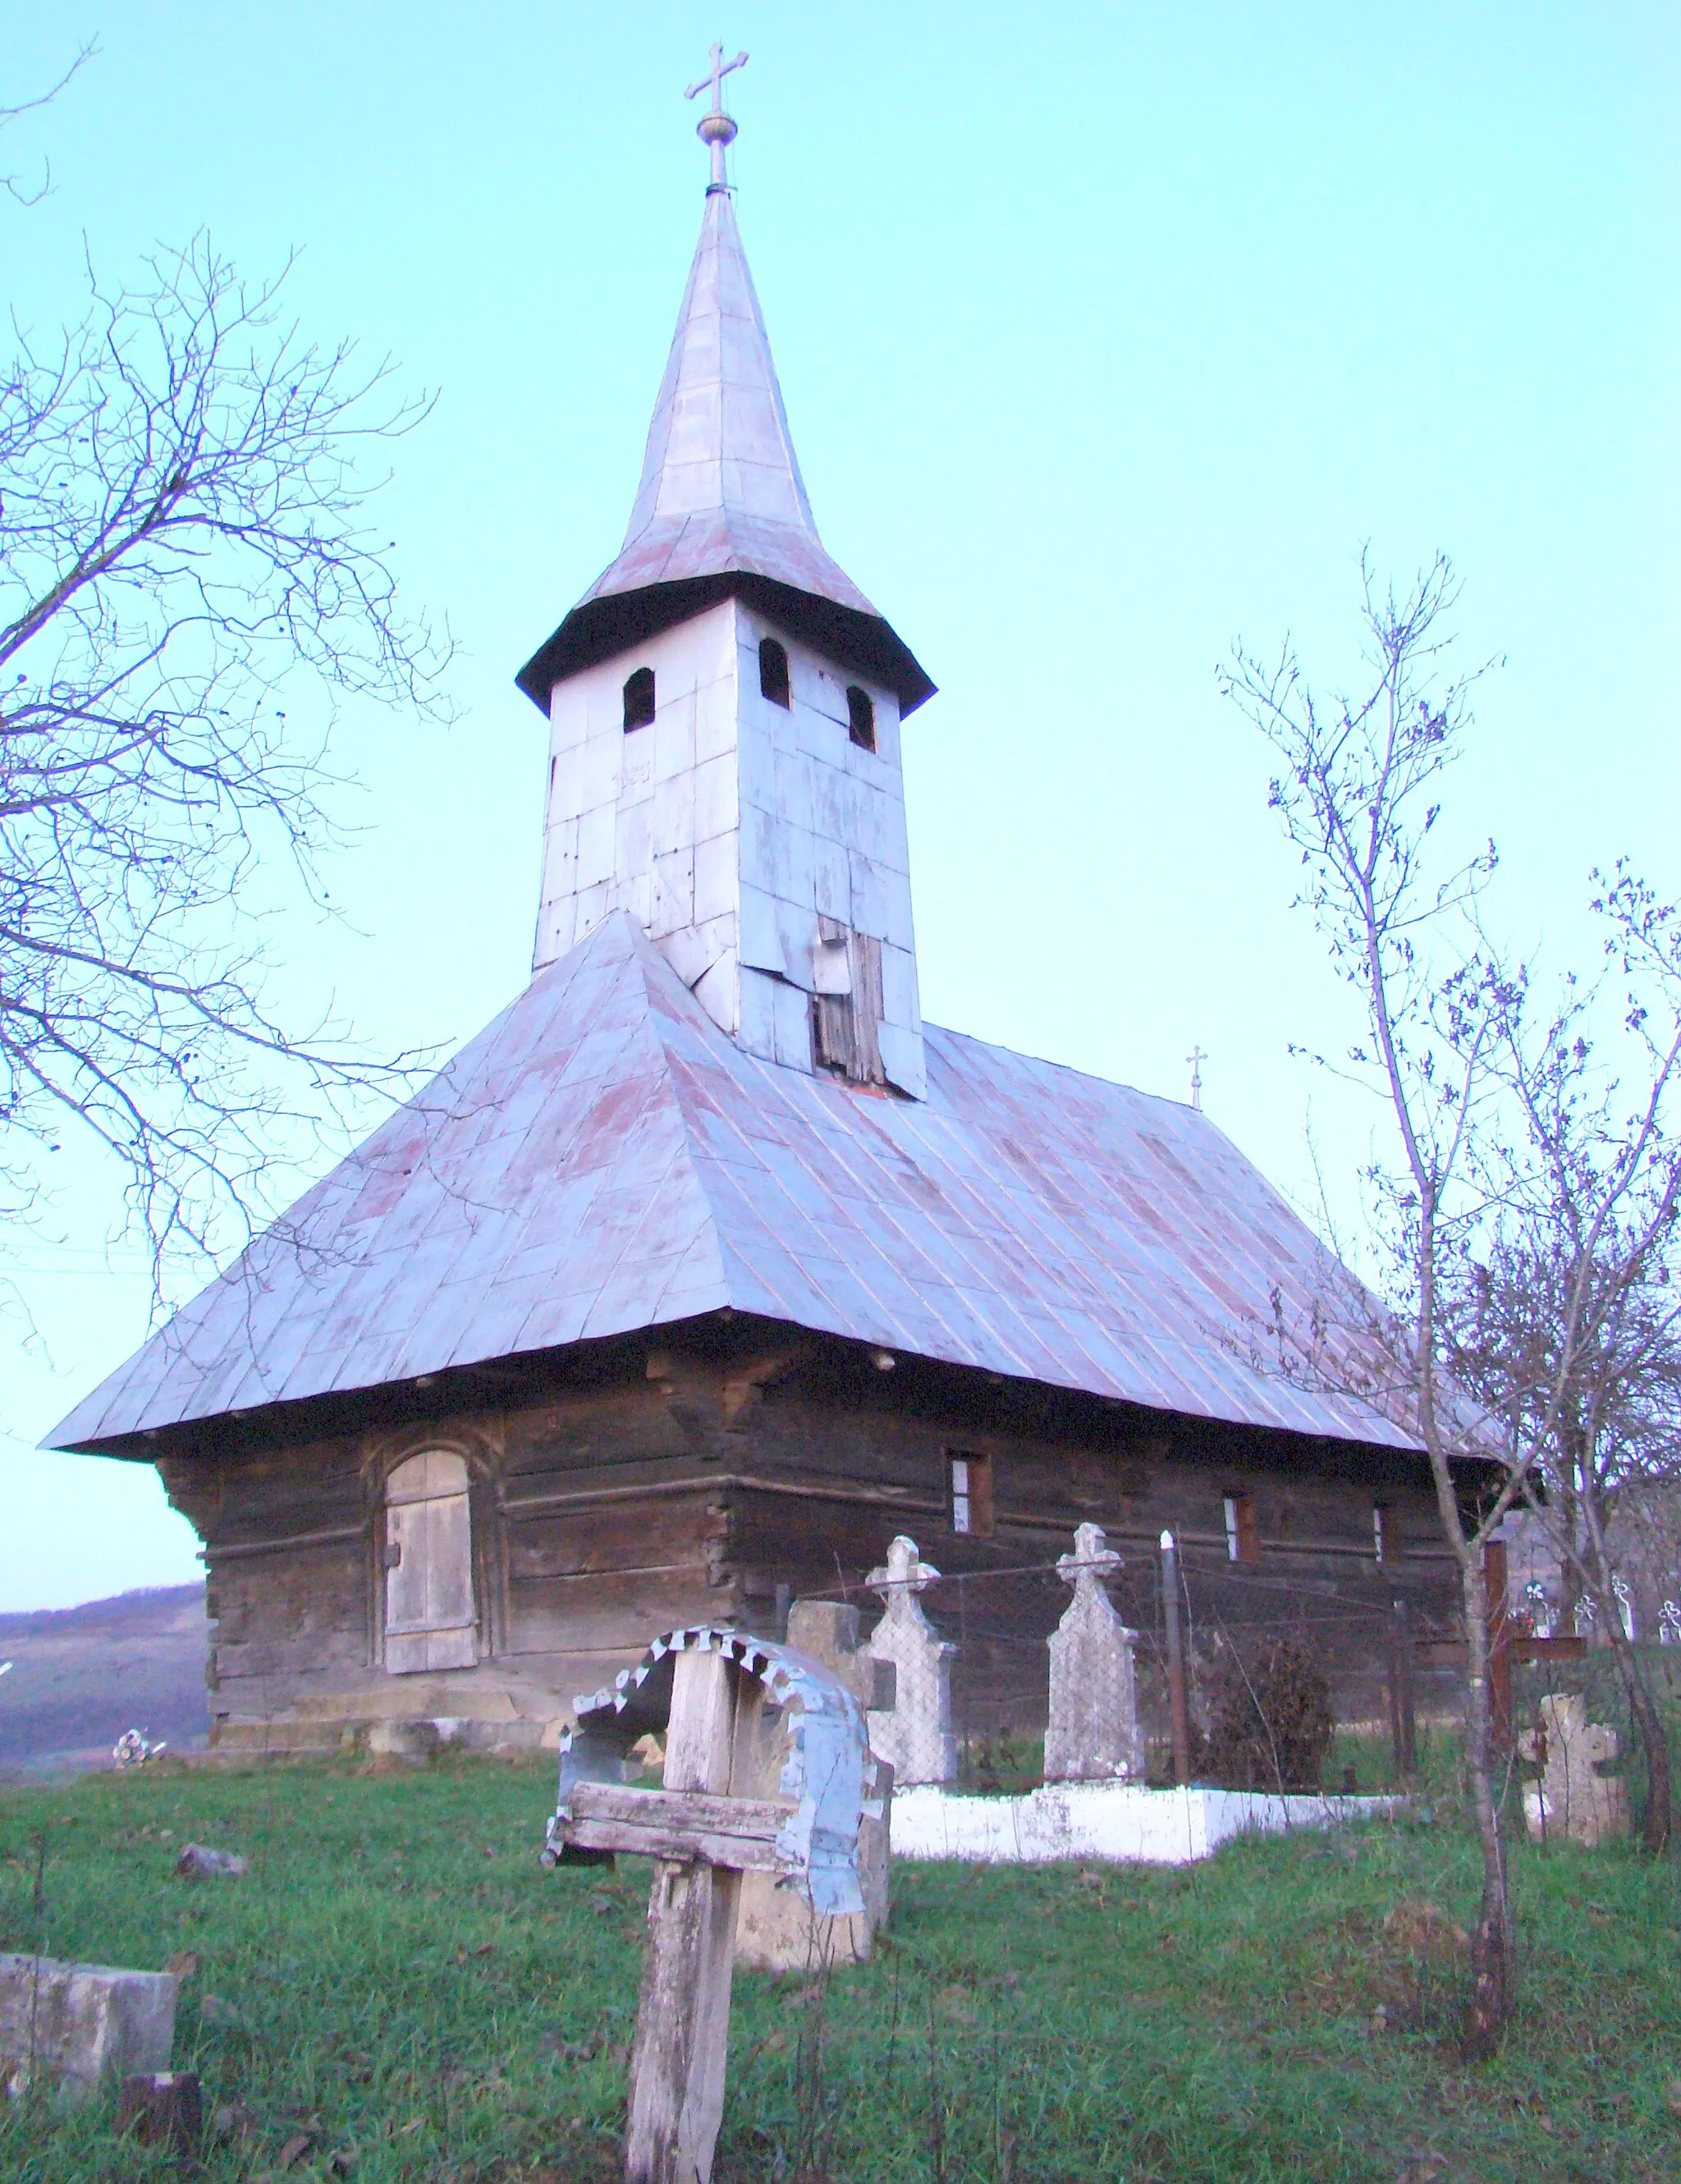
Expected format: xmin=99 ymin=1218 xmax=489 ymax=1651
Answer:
xmin=622 ymin=666 xmax=656 ymax=731
xmin=845 ymin=684 xmax=876 ymax=751
xmin=949 ymin=1452 xmax=994 ymax=1537
xmin=1372 ymin=1503 xmax=1388 ymax=1564
xmin=1223 ymin=1492 xmax=1259 ymax=1565
xmin=758 ymin=636 xmax=790 ymax=708
xmin=385 ymin=1449 xmax=477 ymax=1673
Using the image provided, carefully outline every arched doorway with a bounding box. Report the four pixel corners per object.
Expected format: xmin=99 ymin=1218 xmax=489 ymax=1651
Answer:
xmin=383 ymin=1449 xmax=477 ymax=1673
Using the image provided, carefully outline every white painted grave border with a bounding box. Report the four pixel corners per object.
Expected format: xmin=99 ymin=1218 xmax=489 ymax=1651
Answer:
xmin=890 ymin=1781 xmax=1403 ymax=1867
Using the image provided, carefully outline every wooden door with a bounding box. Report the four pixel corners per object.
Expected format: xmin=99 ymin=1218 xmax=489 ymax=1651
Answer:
xmin=384 ymin=1450 xmax=477 ymax=1673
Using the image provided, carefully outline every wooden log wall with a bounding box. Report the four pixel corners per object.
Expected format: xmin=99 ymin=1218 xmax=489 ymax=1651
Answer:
xmin=146 ymin=1315 xmax=1461 ymax=1752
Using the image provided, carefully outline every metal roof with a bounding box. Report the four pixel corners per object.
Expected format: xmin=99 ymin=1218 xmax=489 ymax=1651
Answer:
xmin=516 ymin=188 xmax=935 ymax=715
xmin=48 ymin=913 xmax=1418 ymax=1455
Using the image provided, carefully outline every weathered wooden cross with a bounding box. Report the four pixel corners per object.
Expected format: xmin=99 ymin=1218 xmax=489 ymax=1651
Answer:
xmin=543 ymin=1625 xmax=881 ymax=2184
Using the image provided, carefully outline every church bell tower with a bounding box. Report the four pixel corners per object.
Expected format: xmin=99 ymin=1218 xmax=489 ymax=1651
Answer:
xmin=516 ymin=54 xmax=935 ymax=1099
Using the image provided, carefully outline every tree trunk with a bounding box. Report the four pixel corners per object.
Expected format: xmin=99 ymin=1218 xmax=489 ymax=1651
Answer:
xmin=1459 ymin=1554 xmax=1515 ymax=2062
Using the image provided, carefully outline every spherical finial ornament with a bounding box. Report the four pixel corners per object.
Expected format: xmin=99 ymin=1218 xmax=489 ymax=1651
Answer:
xmin=685 ymin=44 xmax=749 ymax=190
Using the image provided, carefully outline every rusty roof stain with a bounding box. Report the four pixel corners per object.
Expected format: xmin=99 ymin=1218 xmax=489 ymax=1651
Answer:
xmin=48 ymin=914 xmax=1418 ymax=1454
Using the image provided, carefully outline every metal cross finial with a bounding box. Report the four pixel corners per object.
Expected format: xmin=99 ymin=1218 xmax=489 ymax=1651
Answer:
xmin=685 ymin=43 xmax=749 ymax=191
xmin=1188 ymin=1044 xmax=1207 ymax=1112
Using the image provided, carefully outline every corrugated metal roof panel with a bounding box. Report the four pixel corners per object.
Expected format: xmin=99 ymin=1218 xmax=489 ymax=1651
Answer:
xmin=46 ymin=913 xmax=1418 ymax=1452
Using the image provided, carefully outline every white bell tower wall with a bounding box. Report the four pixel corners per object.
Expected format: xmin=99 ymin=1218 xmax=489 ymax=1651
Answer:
xmin=534 ymin=598 xmax=924 ymax=1097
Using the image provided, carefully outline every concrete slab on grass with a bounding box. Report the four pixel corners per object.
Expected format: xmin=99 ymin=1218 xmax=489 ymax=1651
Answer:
xmin=0 ymin=1953 xmax=176 ymax=2102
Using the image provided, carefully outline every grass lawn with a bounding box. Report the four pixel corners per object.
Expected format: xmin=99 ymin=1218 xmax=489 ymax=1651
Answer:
xmin=2 ymin=1757 xmax=1679 ymax=2182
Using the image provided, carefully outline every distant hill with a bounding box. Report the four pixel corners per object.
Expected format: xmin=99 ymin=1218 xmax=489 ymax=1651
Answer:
xmin=0 ymin=1582 xmax=208 ymax=1777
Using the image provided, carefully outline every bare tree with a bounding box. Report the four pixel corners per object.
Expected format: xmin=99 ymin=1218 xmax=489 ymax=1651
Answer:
xmin=2 ymin=230 xmax=451 ymax=1293
xmin=1443 ymin=874 xmax=1681 ymax=1851
xmin=1221 ymin=553 xmax=1681 ymax=2054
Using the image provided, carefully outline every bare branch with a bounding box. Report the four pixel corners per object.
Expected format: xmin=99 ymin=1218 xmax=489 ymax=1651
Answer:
xmin=2 ymin=236 xmax=454 ymax=1298
xmin=1 ymin=43 xmax=96 ymax=207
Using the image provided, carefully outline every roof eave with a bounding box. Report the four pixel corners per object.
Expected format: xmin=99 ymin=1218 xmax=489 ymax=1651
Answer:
xmin=48 ymin=1309 xmax=1440 ymax=1471
xmin=515 ymin=572 xmax=937 ymax=717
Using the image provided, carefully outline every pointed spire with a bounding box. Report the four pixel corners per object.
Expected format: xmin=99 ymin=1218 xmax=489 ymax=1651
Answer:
xmin=517 ymin=140 xmax=932 ymax=716
xmin=618 ymin=187 xmax=822 ymax=550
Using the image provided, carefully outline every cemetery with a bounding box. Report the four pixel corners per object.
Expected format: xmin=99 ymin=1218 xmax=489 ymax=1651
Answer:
xmin=5 ymin=30 xmax=1678 ymax=2184
xmin=2 ymin=1516 xmax=1677 ymax=2181
xmin=1 ymin=1714 xmax=1678 ymax=2182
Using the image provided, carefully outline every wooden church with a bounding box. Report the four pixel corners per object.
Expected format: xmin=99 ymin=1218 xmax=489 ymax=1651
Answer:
xmin=48 ymin=81 xmax=1459 ymax=1759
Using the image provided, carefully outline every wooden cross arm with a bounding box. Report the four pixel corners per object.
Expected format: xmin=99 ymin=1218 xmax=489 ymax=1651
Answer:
xmin=556 ymin=1782 xmax=798 ymax=1872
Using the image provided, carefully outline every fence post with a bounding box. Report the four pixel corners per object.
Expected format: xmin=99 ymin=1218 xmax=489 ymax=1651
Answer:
xmin=1387 ymin=1597 xmax=1417 ymax=1785
xmin=1160 ymin=1531 xmax=1192 ymax=1787
xmin=957 ymin=1575 xmax=969 ymax=1787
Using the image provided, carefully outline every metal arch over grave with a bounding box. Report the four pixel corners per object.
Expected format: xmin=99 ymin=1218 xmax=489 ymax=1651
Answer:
xmin=542 ymin=1624 xmax=886 ymax=2184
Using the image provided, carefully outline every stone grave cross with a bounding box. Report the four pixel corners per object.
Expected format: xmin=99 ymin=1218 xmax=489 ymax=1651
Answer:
xmin=1519 ymin=1690 xmax=1631 ymax=1847
xmin=543 ymin=1626 xmax=877 ymax=2184
xmin=863 ymin=1534 xmax=957 ymax=1787
xmin=1045 ymin=1522 xmax=1144 ymax=1782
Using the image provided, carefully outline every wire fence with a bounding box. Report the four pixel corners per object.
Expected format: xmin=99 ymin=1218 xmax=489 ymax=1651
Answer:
xmin=801 ymin=1542 xmax=1503 ymax=1796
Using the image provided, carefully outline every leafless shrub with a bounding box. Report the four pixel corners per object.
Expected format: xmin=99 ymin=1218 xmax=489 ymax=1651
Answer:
xmin=1198 ymin=1632 xmax=1335 ymax=1793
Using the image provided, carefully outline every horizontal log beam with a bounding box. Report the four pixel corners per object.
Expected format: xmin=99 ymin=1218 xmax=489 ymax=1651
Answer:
xmin=502 ymin=1472 xmax=937 ymax=1519
xmin=204 ymin=1522 xmax=367 ymax=1562
xmin=558 ymin=1783 xmax=797 ymax=1873
xmin=504 ymin=1477 xmax=1455 ymax=1564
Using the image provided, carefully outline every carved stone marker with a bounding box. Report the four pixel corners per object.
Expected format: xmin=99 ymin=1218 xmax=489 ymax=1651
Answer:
xmin=543 ymin=1625 xmax=881 ymax=2184
xmin=0 ymin=1953 xmax=177 ymax=2103
xmin=863 ymin=1535 xmax=957 ymax=1787
xmin=1520 ymin=1691 xmax=1631 ymax=1847
xmin=1046 ymin=1523 xmax=1144 ymax=1783
xmin=737 ymin=1600 xmax=895 ymax=1971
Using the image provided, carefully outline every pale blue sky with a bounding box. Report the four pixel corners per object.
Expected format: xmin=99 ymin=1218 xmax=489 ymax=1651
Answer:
xmin=2 ymin=3 xmax=1676 ymax=1607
